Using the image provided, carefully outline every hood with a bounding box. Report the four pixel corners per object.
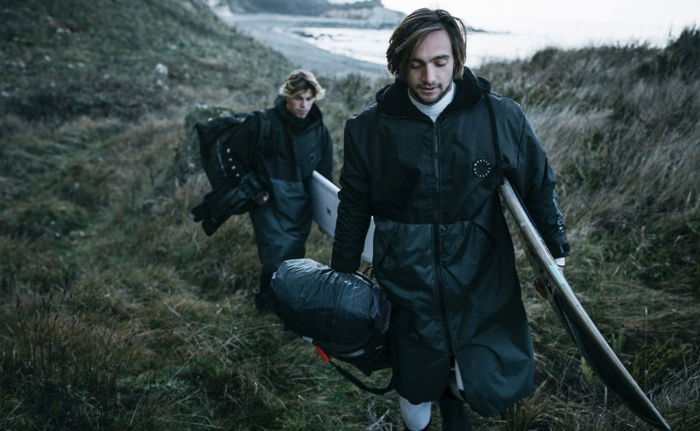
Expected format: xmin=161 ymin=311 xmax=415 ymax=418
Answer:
xmin=375 ymin=67 xmax=491 ymax=118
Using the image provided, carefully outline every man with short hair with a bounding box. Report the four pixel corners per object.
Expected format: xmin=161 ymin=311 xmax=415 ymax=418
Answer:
xmin=249 ymin=69 xmax=333 ymax=311
xmin=331 ymin=9 xmax=568 ymax=431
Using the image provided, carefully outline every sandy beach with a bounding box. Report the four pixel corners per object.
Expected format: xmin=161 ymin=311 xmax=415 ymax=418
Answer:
xmin=210 ymin=9 xmax=391 ymax=80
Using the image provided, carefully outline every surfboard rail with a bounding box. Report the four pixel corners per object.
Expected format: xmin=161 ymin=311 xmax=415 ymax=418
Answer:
xmin=499 ymin=178 xmax=671 ymax=431
xmin=310 ymin=171 xmax=375 ymax=262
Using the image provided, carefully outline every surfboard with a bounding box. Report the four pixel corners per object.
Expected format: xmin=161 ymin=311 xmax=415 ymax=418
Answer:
xmin=499 ymin=178 xmax=671 ymax=431
xmin=310 ymin=171 xmax=375 ymax=263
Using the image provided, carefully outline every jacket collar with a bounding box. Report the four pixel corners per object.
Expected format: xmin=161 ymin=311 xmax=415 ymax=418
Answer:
xmin=375 ymin=67 xmax=490 ymax=118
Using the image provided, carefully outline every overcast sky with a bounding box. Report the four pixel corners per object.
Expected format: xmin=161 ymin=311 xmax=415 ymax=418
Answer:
xmin=381 ymin=0 xmax=699 ymax=46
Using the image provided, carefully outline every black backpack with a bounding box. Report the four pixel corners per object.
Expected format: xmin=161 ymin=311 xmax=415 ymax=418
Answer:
xmin=271 ymin=258 xmax=394 ymax=394
xmin=189 ymin=111 xmax=273 ymax=236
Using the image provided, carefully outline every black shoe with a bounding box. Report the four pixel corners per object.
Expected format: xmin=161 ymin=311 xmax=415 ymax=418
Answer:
xmin=252 ymin=287 xmax=275 ymax=313
xmin=438 ymin=396 xmax=471 ymax=431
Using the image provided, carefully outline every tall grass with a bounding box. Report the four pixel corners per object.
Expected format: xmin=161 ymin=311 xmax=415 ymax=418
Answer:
xmin=0 ymin=0 xmax=698 ymax=428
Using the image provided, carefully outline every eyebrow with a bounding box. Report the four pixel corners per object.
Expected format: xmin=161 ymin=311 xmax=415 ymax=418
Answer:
xmin=411 ymin=54 xmax=451 ymax=64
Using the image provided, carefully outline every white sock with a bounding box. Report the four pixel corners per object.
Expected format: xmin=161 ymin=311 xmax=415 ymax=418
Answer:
xmin=399 ymin=396 xmax=432 ymax=431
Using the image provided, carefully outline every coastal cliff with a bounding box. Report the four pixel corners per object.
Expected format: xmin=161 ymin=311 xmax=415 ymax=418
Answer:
xmin=221 ymin=0 xmax=404 ymax=27
xmin=321 ymin=5 xmax=404 ymax=28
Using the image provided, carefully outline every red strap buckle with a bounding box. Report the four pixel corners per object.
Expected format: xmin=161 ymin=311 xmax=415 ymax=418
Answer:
xmin=314 ymin=345 xmax=330 ymax=362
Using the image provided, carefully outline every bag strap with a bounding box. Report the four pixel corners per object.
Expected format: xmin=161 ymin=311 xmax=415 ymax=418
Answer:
xmin=329 ymin=361 xmax=394 ymax=395
xmin=253 ymin=110 xmax=273 ymax=157
xmin=482 ymin=89 xmax=505 ymax=185
xmin=314 ymin=346 xmax=393 ymax=395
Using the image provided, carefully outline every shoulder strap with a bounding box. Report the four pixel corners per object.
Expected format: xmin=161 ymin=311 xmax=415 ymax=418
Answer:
xmin=321 ymin=123 xmax=328 ymax=156
xmin=482 ymin=90 xmax=504 ymax=185
xmin=253 ymin=110 xmax=274 ymax=157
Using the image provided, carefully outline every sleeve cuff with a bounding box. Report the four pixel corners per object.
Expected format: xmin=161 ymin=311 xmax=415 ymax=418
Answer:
xmin=330 ymin=250 xmax=361 ymax=274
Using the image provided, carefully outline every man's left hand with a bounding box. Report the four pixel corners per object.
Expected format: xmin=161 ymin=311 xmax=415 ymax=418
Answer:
xmin=255 ymin=192 xmax=269 ymax=206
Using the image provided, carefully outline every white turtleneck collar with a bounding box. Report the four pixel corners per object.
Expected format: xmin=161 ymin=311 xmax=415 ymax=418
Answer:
xmin=408 ymin=82 xmax=456 ymax=123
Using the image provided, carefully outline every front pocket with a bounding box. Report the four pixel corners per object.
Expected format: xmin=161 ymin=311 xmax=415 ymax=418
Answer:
xmin=371 ymin=219 xmax=400 ymax=269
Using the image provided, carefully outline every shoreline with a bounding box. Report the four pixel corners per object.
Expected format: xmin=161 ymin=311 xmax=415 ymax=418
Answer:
xmin=210 ymin=9 xmax=391 ymax=80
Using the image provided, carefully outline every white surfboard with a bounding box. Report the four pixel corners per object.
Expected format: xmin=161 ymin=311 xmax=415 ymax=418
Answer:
xmin=310 ymin=171 xmax=375 ymax=262
xmin=500 ymin=179 xmax=670 ymax=431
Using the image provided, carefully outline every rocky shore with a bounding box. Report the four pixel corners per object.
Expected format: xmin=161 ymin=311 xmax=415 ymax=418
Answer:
xmin=210 ymin=7 xmax=391 ymax=79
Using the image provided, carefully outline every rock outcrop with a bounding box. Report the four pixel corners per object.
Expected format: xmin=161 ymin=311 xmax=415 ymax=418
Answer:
xmin=222 ymin=0 xmax=404 ymax=27
xmin=321 ymin=5 xmax=404 ymax=28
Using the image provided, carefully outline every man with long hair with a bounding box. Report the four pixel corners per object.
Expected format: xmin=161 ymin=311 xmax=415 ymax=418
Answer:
xmin=331 ymin=9 xmax=568 ymax=430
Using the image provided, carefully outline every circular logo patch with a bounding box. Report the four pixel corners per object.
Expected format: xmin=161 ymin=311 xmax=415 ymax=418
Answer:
xmin=472 ymin=159 xmax=493 ymax=178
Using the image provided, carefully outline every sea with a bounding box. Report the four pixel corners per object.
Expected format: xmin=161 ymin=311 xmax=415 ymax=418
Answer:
xmin=207 ymin=0 xmax=698 ymax=71
xmin=294 ymin=19 xmax=693 ymax=68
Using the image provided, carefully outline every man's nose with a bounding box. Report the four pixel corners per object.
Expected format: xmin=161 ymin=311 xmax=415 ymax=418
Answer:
xmin=423 ymin=65 xmax=435 ymax=83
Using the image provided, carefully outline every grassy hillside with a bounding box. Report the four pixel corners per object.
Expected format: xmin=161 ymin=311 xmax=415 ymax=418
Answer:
xmin=0 ymin=0 xmax=290 ymax=123
xmin=1 ymin=0 xmax=698 ymax=429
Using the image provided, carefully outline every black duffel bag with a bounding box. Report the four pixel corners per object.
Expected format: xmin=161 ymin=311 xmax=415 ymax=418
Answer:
xmin=271 ymin=259 xmax=393 ymax=393
xmin=188 ymin=111 xmax=272 ymax=236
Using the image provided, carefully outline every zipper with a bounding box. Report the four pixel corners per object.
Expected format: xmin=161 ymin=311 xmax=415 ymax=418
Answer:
xmin=432 ymin=121 xmax=455 ymax=357
xmin=384 ymin=109 xmax=456 ymax=356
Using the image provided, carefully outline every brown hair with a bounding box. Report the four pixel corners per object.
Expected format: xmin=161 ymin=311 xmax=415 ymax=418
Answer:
xmin=278 ymin=69 xmax=325 ymax=100
xmin=386 ymin=8 xmax=467 ymax=79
